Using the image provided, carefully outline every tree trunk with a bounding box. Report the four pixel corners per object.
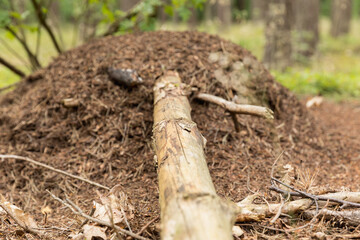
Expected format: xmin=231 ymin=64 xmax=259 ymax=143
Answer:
xmin=119 ymin=0 xmax=140 ymax=11
xmin=293 ymin=0 xmax=320 ymax=59
xmin=263 ymin=0 xmax=293 ymax=71
xmin=251 ymin=0 xmax=268 ymax=21
xmin=153 ymin=71 xmax=237 ymax=240
xmin=216 ymin=0 xmax=232 ymax=26
xmin=204 ymin=0 xmax=215 ymax=22
xmin=331 ymin=0 xmax=352 ymax=37
xmin=188 ymin=8 xmax=198 ymax=28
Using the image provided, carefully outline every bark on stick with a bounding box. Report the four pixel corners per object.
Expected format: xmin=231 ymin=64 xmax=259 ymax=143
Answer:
xmin=153 ymin=71 xmax=237 ymax=240
xmin=196 ymin=93 xmax=274 ymax=119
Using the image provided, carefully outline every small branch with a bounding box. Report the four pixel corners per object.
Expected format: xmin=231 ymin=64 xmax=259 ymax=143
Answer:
xmin=269 ymin=195 xmax=284 ymax=224
xmin=136 ymin=216 xmax=159 ymax=236
xmin=271 ymin=177 xmax=319 ymax=216
xmin=230 ymin=112 xmax=240 ymax=132
xmin=270 ymin=179 xmax=360 ymax=208
xmin=0 ymin=155 xmax=110 ymax=190
xmin=30 ymin=0 xmax=62 ymax=54
xmin=47 ymin=191 xmax=149 ymax=240
xmin=196 ymin=93 xmax=274 ymax=119
xmin=4 ymin=26 xmax=42 ymax=70
xmin=0 ymin=56 xmax=25 ymax=78
xmin=0 ymin=83 xmax=19 ymax=93
xmin=0 ymin=37 xmax=31 ymax=71
xmin=102 ymin=0 xmax=146 ymax=36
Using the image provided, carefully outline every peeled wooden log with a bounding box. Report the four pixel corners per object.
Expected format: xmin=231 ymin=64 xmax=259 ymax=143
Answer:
xmin=153 ymin=71 xmax=237 ymax=240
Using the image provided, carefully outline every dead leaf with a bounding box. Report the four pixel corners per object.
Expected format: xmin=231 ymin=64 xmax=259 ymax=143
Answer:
xmin=69 ymin=232 xmax=84 ymax=240
xmin=93 ymin=185 xmax=134 ymax=228
xmin=93 ymin=201 xmax=124 ymax=225
xmin=306 ymin=96 xmax=323 ymax=108
xmin=0 ymin=201 xmax=38 ymax=229
xmin=83 ymin=224 xmax=107 ymax=240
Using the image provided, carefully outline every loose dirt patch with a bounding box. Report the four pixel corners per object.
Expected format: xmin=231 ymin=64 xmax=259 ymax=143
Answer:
xmin=0 ymin=31 xmax=359 ymax=239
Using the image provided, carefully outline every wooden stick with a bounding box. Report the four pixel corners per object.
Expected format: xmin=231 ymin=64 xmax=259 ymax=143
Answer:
xmin=196 ymin=93 xmax=274 ymax=119
xmin=153 ymin=71 xmax=237 ymax=240
xmin=0 ymin=155 xmax=110 ymax=190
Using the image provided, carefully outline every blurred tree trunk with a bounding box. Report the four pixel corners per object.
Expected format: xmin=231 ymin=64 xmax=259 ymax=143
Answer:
xmin=263 ymin=0 xmax=292 ymax=71
xmin=204 ymin=0 xmax=216 ymax=22
xmin=119 ymin=0 xmax=140 ymax=11
xmin=293 ymin=0 xmax=320 ymax=59
xmin=216 ymin=0 xmax=232 ymax=26
xmin=330 ymin=0 xmax=352 ymax=37
xmin=157 ymin=0 xmax=170 ymax=23
xmin=188 ymin=8 xmax=198 ymax=29
xmin=237 ymin=0 xmax=246 ymax=11
xmin=251 ymin=0 xmax=268 ymax=21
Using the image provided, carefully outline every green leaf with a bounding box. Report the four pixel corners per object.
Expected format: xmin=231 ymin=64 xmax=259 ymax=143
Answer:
xmin=164 ymin=5 xmax=174 ymax=16
xmin=101 ymin=4 xmax=115 ymax=22
xmin=10 ymin=11 xmax=22 ymax=19
xmin=177 ymin=6 xmax=191 ymax=21
xmin=119 ymin=19 xmax=135 ymax=32
xmin=0 ymin=10 xmax=11 ymax=27
xmin=41 ymin=7 xmax=48 ymax=14
xmin=4 ymin=29 xmax=16 ymax=40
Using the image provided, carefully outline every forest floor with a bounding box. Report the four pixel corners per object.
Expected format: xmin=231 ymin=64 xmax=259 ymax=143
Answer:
xmin=0 ymin=31 xmax=359 ymax=239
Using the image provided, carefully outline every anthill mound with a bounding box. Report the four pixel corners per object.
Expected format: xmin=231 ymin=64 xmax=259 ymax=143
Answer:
xmin=1 ymin=31 xmax=356 ymax=238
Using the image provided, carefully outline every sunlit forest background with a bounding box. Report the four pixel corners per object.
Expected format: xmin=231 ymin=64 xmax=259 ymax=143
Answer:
xmin=1 ymin=0 xmax=359 ymax=99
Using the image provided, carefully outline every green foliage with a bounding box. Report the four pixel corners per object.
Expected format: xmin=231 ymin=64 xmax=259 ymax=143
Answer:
xmin=0 ymin=9 xmax=11 ymax=27
xmin=166 ymin=0 xmax=206 ymax=21
xmin=274 ymin=69 xmax=360 ymax=97
xmin=320 ymin=0 xmax=331 ymax=17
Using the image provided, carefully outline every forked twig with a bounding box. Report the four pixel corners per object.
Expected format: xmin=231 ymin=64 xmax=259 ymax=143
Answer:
xmin=269 ymin=181 xmax=360 ymax=208
xmin=0 ymin=154 xmax=110 ymax=190
xmin=47 ymin=191 xmax=149 ymax=240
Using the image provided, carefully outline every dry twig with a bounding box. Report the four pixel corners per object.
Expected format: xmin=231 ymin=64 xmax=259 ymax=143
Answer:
xmin=47 ymin=191 xmax=149 ymax=240
xmin=196 ymin=93 xmax=274 ymax=119
xmin=136 ymin=216 xmax=159 ymax=236
xmin=269 ymin=182 xmax=360 ymax=208
xmin=0 ymin=154 xmax=110 ymax=190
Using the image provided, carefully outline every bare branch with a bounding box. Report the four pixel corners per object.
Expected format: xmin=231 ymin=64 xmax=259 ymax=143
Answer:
xmin=196 ymin=93 xmax=274 ymax=119
xmin=30 ymin=0 xmax=62 ymax=54
xmin=4 ymin=26 xmax=42 ymax=70
xmin=269 ymin=185 xmax=360 ymax=208
xmin=0 ymin=154 xmax=110 ymax=190
xmin=0 ymin=82 xmax=19 ymax=93
xmin=102 ymin=0 xmax=146 ymax=36
xmin=0 ymin=56 xmax=25 ymax=78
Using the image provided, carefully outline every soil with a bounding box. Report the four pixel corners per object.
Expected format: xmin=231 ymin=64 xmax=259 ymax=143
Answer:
xmin=0 ymin=31 xmax=359 ymax=239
